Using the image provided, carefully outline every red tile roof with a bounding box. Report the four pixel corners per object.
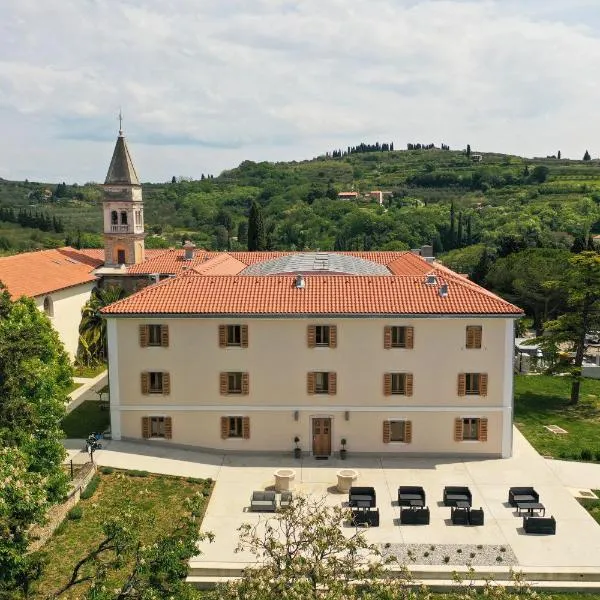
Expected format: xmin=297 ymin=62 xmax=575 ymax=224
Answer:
xmin=0 ymin=247 xmax=100 ymax=299
xmin=125 ymin=249 xmax=210 ymax=275
xmin=102 ymin=270 xmax=522 ymax=316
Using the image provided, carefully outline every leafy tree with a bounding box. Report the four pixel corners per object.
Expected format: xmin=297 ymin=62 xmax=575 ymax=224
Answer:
xmin=171 ymin=176 xmax=176 ymax=184
xmin=247 ymin=201 xmax=266 ymax=251
xmin=0 ymin=283 xmax=72 ymax=596
xmin=218 ymin=494 xmax=407 ymax=600
xmin=77 ymin=285 xmax=126 ymax=366
xmin=53 ymin=494 xmax=212 ymax=599
xmin=237 ymin=221 xmax=248 ymax=245
xmin=486 ymin=248 xmax=569 ymax=334
xmin=530 ymin=165 xmax=549 ymax=183
xmin=541 ymin=252 xmax=600 ymax=404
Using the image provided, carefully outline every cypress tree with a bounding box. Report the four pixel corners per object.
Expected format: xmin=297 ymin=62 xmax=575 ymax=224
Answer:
xmin=247 ymin=201 xmax=266 ymax=251
xmin=583 ymin=150 xmax=591 ymax=161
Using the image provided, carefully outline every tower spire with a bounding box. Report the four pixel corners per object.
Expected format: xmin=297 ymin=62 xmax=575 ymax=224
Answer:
xmin=118 ymin=108 xmax=123 ymax=136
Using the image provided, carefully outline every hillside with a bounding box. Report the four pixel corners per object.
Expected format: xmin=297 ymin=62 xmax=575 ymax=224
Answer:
xmin=1 ymin=147 xmax=599 ymax=273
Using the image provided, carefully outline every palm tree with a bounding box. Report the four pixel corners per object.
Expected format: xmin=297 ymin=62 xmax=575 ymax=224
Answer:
xmin=77 ymin=285 xmax=126 ymax=366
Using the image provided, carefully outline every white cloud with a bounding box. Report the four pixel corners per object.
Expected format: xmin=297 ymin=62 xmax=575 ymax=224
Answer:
xmin=0 ymin=0 xmax=599 ymax=181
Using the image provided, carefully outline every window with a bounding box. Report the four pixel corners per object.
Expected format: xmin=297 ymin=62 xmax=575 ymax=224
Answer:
xmin=307 ymin=325 xmax=337 ymax=348
xmin=315 ymin=325 xmax=330 ymax=346
xmin=220 ymin=372 xmax=249 ymax=395
xmin=455 ymin=417 xmax=488 ymax=442
xmin=307 ymin=372 xmax=337 ymax=395
xmin=384 ymin=373 xmax=413 ymax=396
xmin=120 ymin=211 xmax=128 ymax=225
xmin=43 ymin=296 xmax=54 ymax=318
xmin=219 ymin=324 xmax=248 ymax=348
xmin=315 ymin=372 xmax=329 ymax=393
xmin=458 ymin=373 xmax=488 ymax=396
xmin=466 ymin=326 xmax=482 ymax=349
xmin=139 ymin=324 xmax=169 ymax=347
xmin=383 ymin=420 xmax=413 ymax=443
xmin=141 ymin=372 xmax=170 ymax=395
xmin=384 ymin=326 xmax=414 ymax=349
xmin=142 ymin=416 xmax=172 ymax=439
xmin=220 ymin=416 xmax=250 ymax=439
xmin=135 ymin=210 xmax=141 ymax=225
xmin=111 ymin=210 xmax=118 ymax=225
xmin=117 ymin=249 xmax=126 ymax=264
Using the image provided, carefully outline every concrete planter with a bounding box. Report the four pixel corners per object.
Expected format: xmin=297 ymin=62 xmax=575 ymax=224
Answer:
xmin=336 ymin=469 xmax=358 ymax=493
xmin=274 ymin=468 xmax=296 ymax=492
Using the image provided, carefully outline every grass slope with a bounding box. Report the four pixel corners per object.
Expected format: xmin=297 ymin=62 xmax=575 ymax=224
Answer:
xmin=33 ymin=470 xmax=212 ymax=599
xmin=62 ymin=400 xmax=110 ymax=438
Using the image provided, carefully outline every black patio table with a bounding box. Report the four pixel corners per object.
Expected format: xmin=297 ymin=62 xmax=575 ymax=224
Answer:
xmin=517 ymin=502 xmax=545 ymax=517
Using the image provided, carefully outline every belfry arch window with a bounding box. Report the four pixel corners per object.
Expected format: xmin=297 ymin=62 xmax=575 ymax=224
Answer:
xmin=111 ymin=211 xmax=118 ymax=225
xmin=43 ymin=296 xmax=54 ymax=318
xmin=120 ymin=211 xmax=128 ymax=225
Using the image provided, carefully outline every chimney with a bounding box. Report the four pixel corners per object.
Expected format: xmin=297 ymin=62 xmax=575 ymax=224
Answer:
xmin=295 ymin=275 xmax=305 ymax=289
xmin=421 ymin=245 xmax=433 ymax=258
xmin=183 ymin=240 xmax=196 ymax=260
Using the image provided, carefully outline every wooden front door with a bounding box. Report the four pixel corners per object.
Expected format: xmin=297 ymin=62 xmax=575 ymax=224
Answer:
xmin=312 ymin=418 xmax=331 ymax=456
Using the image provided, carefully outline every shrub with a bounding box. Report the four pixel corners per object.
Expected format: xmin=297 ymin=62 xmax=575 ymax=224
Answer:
xmin=100 ymin=466 xmax=114 ymax=475
xmin=186 ymin=476 xmax=203 ymax=484
xmin=581 ymin=448 xmax=593 ymax=461
xmin=470 ymin=552 xmax=476 ymax=559
xmin=595 ymin=449 xmax=600 ymax=461
xmin=443 ymin=556 xmax=450 ymax=564
xmin=496 ymin=556 xmax=503 ymax=562
xmin=127 ymin=469 xmax=149 ymax=478
xmin=80 ymin=475 xmax=100 ymax=500
xmin=68 ymin=506 xmax=83 ymax=520
xmin=456 ymin=548 xmax=462 ymax=554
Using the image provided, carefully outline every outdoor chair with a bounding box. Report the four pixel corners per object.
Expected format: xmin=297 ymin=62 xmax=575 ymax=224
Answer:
xmin=443 ymin=486 xmax=472 ymax=507
xmin=450 ymin=505 xmax=470 ymax=525
xmin=280 ymin=491 xmax=292 ymax=509
xmin=250 ymin=490 xmax=277 ymax=512
xmin=523 ymin=515 xmax=556 ymax=535
xmin=397 ymin=486 xmax=426 ymax=506
xmin=348 ymin=486 xmax=376 ymax=508
xmin=400 ymin=506 xmax=430 ymax=525
xmin=351 ymin=508 xmax=380 ymax=527
xmin=469 ymin=507 xmax=485 ymax=526
xmin=508 ymin=487 xmax=539 ymax=507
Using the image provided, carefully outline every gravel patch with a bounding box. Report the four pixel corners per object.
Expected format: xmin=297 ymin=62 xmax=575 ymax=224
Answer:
xmin=380 ymin=543 xmax=518 ymax=567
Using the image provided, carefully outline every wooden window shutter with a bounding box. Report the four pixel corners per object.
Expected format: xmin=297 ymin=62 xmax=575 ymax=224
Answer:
xmin=142 ymin=417 xmax=150 ymax=439
xmin=457 ymin=373 xmax=466 ymax=396
xmin=141 ymin=372 xmax=149 ymax=395
xmin=164 ymin=417 xmax=173 ymax=439
xmin=242 ymin=416 xmax=250 ymax=439
xmin=383 ymin=421 xmax=391 ymax=443
xmin=162 ymin=372 xmax=171 ymax=395
xmin=219 ymin=373 xmax=228 ymax=395
xmin=480 ymin=374 xmax=488 ymax=396
xmin=307 ymin=372 xmax=315 ymax=395
xmin=383 ymin=326 xmax=392 ymax=349
xmin=404 ymin=420 xmax=413 ymax=443
xmin=405 ymin=327 xmax=414 ymax=349
xmin=241 ymin=373 xmax=249 ymax=395
xmin=478 ymin=418 xmax=488 ymax=442
xmin=474 ymin=327 xmax=482 ymax=349
xmin=466 ymin=326 xmax=474 ymax=348
xmin=218 ymin=325 xmax=227 ymax=348
xmin=139 ymin=325 xmax=149 ymax=347
xmin=220 ymin=416 xmax=229 ymax=439
xmin=383 ymin=373 xmax=392 ymax=396
xmin=160 ymin=325 xmax=169 ymax=347
xmin=328 ymin=372 xmax=337 ymax=395
xmin=405 ymin=373 xmax=414 ymax=397
xmin=454 ymin=418 xmax=463 ymax=441
xmin=466 ymin=326 xmax=482 ymax=349
xmin=307 ymin=325 xmax=316 ymax=348
xmin=241 ymin=325 xmax=249 ymax=348
xmin=329 ymin=325 xmax=337 ymax=348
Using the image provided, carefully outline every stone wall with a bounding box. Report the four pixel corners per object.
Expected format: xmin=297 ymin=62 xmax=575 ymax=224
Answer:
xmin=29 ymin=462 xmax=97 ymax=553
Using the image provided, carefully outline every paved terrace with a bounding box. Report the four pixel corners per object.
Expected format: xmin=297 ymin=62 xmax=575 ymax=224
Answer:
xmin=65 ymin=429 xmax=600 ymax=588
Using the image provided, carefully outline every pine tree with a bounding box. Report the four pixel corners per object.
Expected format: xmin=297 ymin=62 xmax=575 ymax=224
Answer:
xmin=247 ymin=201 xmax=266 ymax=251
xmin=466 ymin=144 xmax=471 ymax=157
xmin=457 ymin=212 xmax=463 ymax=248
xmin=557 ymin=150 xmax=561 ymax=160
xmin=448 ymin=200 xmax=456 ymax=249
xmin=583 ymin=150 xmax=591 ymax=161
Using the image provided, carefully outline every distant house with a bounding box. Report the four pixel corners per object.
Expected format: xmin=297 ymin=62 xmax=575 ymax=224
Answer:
xmin=337 ymin=192 xmax=359 ymax=200
xmin=471 ymin=154 xmax=483 ymax=162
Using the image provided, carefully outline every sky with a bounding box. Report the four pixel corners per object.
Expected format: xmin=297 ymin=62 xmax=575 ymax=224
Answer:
xmin=1 ymin=0 xmax=600 ymax=183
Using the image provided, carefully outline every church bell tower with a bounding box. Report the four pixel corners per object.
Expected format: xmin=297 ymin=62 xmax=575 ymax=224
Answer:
xmin=103 ymin=117 xmax=145 ymax=266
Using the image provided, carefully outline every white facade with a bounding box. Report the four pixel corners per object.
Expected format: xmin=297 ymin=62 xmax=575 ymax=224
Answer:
xmin=107 ymin=314 xmax=517 ymax=457
xmin=35 ymin=282 xmax=95 ymax=359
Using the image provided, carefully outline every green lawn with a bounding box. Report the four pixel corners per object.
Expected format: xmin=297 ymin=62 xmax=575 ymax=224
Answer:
xmin=33 ymin=470 xmax=213 ymax=599
xmin=514 ymin=375 xmax=600 ymax=460
xmin=73 ymin=363 xmax=107 ymax=378
xmin=62 ymin=400 xmax=110 ymax=438
xmin=579 ymin=490 xmax=600 ymax=526
xmin=66 ymin=381 xmax=83 ymax=395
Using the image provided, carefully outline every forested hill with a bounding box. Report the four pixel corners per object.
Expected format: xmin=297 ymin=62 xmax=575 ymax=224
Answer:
xmin=1 ymin=147 xmax=600 ymax=284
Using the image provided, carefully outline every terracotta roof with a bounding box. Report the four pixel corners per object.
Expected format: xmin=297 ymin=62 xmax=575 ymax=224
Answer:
xmin=191 ymin=253 xmax=248 ymax=275
xmin=102 ymin=271 xmax=523 ymax=316
xmin=105 ymin=133 xmax=140 ymax=186
xmin=125 ymin=248 xmax=210 ymax=275
xmin=0 ymin=247 xmax=99 ymax=299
